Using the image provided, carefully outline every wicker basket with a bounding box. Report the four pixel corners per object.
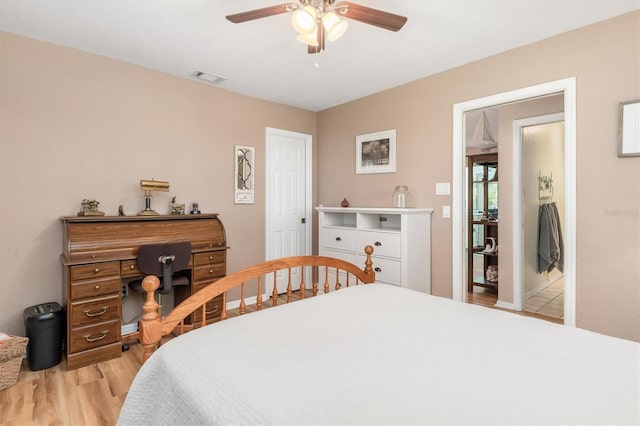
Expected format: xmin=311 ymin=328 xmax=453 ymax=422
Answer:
xmin=0 ymin=335 xmax=28 ymax=391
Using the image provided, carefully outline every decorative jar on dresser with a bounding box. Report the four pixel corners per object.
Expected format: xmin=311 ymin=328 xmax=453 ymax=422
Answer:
xmin=316 ymin=207 xmax=433 ymax=293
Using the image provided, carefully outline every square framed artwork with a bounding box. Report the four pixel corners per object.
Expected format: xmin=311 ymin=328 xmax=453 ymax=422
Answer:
xmin=355 ymin=129 xmax=396 ymax=174
xmin=619 ymin=99 xmax=640 ymax=157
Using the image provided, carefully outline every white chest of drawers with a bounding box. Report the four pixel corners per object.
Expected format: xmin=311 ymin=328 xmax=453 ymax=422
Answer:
xmin=316 ymin=207 xmax=433 ymax=293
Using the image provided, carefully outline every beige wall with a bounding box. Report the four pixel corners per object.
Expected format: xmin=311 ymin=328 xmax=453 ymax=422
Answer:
xmin=0 ymin=31 xmax=317 ymax=336
xmin=1 ymin=11 xmax=638 ymax=342
xmin=317 ymin=11 xmax=639 ymax=341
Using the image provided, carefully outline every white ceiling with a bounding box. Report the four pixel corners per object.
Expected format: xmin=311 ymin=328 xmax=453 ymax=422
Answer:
xmin=1 ymin=1 xmax=638 ymax=111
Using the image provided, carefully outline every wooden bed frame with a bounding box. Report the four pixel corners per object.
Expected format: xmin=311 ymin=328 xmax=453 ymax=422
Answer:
xmin=138 ymin=245 xmax=375 ymax=363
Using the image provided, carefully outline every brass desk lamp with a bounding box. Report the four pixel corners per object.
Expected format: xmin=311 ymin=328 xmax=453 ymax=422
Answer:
xmin=138 ymin=179 xmax=170 ymax=216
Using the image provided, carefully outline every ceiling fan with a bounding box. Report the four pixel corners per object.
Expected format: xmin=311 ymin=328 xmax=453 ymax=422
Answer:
xmin=226 ymin=0 xmax=407 ymax=54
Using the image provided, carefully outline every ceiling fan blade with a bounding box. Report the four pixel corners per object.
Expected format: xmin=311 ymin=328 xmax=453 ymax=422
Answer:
xmin=308 ymin=24 xmax=325 ymax=54
xmin=335 ymin=1 xmax=407 ymax=32
xmin=226 ymin=3 xmax=294 ymax=24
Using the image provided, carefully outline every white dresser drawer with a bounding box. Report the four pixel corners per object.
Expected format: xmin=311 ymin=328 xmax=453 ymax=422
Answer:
xmin=360 ymin=255 xmax=401 ymax=286
xmin=320 ymin=248 xmax=357 ymax=265
xmin=321 ymin=228 xmax=357 ymax=251
xmin=357 ymin=231 xmax=401 ymax=259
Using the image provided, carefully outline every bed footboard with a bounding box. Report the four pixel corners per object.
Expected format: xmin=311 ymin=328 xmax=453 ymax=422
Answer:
xmin=139 ymin=245 xmax=375 ymax=363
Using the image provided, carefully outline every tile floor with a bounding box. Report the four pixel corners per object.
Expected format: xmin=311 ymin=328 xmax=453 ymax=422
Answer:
xmin=523 ymin=278 xmax=564 ymax=320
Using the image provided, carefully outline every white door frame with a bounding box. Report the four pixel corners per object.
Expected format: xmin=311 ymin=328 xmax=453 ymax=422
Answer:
xmin=265 ymin=127 xmax=313 ymax=262
xmin=512 ymin=112 xmax=565 ymax=312
xmin=452 ymin=77 xmax=576 ymax=327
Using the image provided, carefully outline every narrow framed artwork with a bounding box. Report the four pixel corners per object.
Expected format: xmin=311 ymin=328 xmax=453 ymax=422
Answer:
xmin=619 ymin=99 xmax=640 ymax=157
xmin=355 ymin=129 xmax=397 ymax=174
xmin=234 ymin=145 xmax=255 ymax=204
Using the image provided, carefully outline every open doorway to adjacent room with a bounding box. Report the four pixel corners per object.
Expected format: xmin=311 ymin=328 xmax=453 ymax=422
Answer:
xmin=452 ymin=78 xmax=576 ymax=327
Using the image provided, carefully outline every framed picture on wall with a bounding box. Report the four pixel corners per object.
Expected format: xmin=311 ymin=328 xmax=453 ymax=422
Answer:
xmin=619 ymin=99 xmax=640 ymax=157
xmin=355 ymin=129 xmax=397 ymax=174
xmin=234 ymin=145 xmax=255 ymax=204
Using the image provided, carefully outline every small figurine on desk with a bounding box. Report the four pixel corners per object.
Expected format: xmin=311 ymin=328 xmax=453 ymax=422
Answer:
xmin=190 ymin=202 xmax=201 ymax=214
xmin=118 ymin=205 xmax=126 ymax=216
xmin=77 ymin=199 xmax=105 ymax=216
xmin=170 ymin=196 xmax=185 ymax=215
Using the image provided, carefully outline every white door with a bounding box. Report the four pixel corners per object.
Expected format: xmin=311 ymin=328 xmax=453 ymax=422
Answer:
xmin=265 ymin=127 xmax=312 ymax=295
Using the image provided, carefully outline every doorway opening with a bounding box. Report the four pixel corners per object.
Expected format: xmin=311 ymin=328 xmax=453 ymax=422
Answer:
xmin=452 ymin=78 xmax=576 ymax=327
xmin=514 ymin=113 xmax=565 ymax=322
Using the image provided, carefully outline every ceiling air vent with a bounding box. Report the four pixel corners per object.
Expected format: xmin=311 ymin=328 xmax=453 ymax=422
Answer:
xmin=191 ymin=70 xmax=227 ymax=85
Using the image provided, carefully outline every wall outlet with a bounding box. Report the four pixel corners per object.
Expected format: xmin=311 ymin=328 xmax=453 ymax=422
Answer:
xmin=121 ymin=283 xmax=128 ymax=298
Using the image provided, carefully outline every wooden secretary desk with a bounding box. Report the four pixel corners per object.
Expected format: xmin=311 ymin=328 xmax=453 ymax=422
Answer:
xmin=61 ymin=214 xmax=227 ymax=369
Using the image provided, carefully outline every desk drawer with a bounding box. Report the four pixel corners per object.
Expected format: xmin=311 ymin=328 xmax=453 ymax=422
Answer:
xmin=194 ymin=251 xmax=225 ymax=266
xmin=71 ymin=261 xmax=120 ymax=281
xmin=70 ymin=294 xmax=120 ymax=327
xmin=71 ymin=276 xmax=120 ymax=300
xmin=194 ymin=264 xmax=226 ymax=282
xmin=69 ymin=320 xmax=120 ymax=353
xmin=120 ymin=260 xmax=141 ymax=277
xmin=191 ymin=294 xmax=224 ymax=323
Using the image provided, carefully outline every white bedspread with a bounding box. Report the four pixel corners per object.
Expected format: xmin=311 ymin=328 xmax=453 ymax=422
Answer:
xmin=118 ymin=284 xmax=639 ymax=425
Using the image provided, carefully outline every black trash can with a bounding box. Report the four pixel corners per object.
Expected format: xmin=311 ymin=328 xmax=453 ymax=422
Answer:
xmin=23 ymin=302 xmax=64 ymax=371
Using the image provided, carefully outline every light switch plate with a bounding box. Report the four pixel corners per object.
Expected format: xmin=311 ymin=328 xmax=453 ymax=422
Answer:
xmin=443 ymin=205 xmax=451 ymax=218
xmin=436 ymin=182 xmax=451 ymax=195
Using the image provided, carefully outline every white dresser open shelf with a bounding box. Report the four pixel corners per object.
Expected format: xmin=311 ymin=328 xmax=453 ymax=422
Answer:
xmin=316 ymin=207 xmax=433 ymax=293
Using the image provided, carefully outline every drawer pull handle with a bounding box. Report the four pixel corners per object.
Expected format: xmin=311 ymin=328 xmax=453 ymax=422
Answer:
xmin=94 ymin=285 xmax=100 ymax=291
xmin=335 ymin=237 xmax=342 ymax=241
xmin=130 ymin=265 xmax=135 ymax=270
xmin=374 ymin=241 xmax=382 ymax=246
xmin=374 ymin=267 xmax=382 ymax=272
xmin=83 ymin=330 xmax=109 ymax=342
xmin=209 ymin=269 xmax=214 ymax=274
xmin=94 ymin=268 xmax=100 ymax=273
xmin=83 ymin=306 xmax=108 ymax=317
xmin=205 ymin=306 xmax=219 ymax=315
xmin=208 ymin=256 xmax=214 ymax=261
xmin=91 ymin=254 xmax=96 ymax=259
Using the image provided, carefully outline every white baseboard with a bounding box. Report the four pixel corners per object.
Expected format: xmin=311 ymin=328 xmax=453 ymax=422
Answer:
xmin=494 ymin=300 xmax=515 ymax=310
xmin=225 ymin=294 xmax=266 ymax=310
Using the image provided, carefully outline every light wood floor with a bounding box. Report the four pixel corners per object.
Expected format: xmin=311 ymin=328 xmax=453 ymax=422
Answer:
xmin=466 ymin=286 xmax=563 ymax=324
xmin=0 ymin=293 xmax=295 ymax=426
xmin=1 ymin=287 xmax=563 ymax=425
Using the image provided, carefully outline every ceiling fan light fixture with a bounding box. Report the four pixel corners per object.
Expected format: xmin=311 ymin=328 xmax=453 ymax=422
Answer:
xmin=292 ymin=5 xmax=317 ymax=35
xmin=296 ymin=30 xmax=319 ymax=47
xmin=322 ymin=11 xmax=348 ymax=42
